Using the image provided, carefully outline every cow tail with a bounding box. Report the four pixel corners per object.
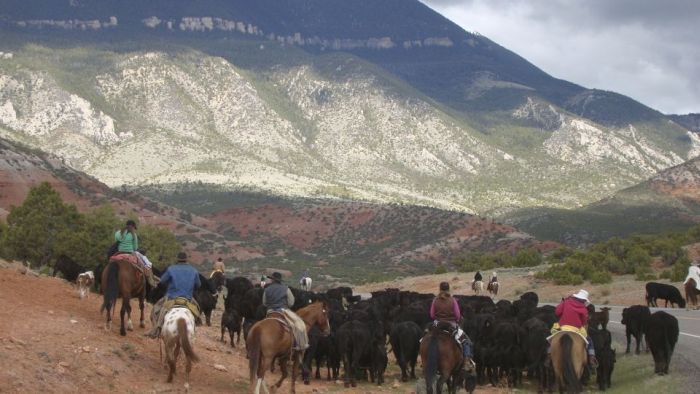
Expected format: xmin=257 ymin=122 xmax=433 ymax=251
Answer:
xmin=425 ymin=335 xmax=439 ymax=391
xmin=178 ymin=318 xmax=199 ymax=362
xmin=248 ymin=326 xmax=262 ymax=383
xmin=560 ymin=334 xmax=581 ymax=393
xmin=101 ymin=261 xmax=119 ymax=314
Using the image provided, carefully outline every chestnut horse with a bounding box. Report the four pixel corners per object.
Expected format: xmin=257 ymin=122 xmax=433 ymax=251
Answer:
xmin=550 ymin=331 xmax=587 ymax=394
xmin=100 ymin=256 xmax=147 ymax=336
xmin=685 ymin=278 xmax=700 ymax=310
xmin=247 ymin=302 xmax=330 ymax=394
xmin=420 ymin=326 xmax=465 ymax=394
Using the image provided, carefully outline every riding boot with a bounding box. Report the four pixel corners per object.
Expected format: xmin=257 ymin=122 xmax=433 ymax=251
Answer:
xmin=144 ymin=267 xmax=159 ymax=287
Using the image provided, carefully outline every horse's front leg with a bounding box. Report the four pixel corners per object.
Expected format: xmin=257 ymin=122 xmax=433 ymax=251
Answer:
xmin=139 ymin=296 xmax=146 ymax=328
xmin=125 ymin=297 xmax=134 ymax=331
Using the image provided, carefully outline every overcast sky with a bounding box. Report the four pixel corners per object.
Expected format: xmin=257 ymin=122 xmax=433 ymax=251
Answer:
xmin=421 ymin=0 xmax=699 ymax=114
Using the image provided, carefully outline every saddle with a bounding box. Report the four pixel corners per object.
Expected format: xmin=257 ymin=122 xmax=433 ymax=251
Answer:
xmin=547 ymin=326 xmax=588 ymax=345
xmin=265 ymin=311 xmax=292 ymax=333
xmin=109 ymin=253 xmax=145 ymax=282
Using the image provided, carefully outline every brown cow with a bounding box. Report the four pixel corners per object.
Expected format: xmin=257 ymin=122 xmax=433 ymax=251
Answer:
xmin=590 ymin=307 xmax=611 ymax=330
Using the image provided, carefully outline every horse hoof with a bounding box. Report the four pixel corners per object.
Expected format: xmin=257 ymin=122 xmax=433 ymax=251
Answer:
xmin=120 ymin=329 xmax=127 ymax=336
xmin=140 ymin=321 xmax=146 ymax=328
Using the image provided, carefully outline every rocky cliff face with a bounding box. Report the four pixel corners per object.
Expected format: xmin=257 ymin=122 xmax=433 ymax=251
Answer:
xmin=0 ymin=43 xmax=697 ymax=214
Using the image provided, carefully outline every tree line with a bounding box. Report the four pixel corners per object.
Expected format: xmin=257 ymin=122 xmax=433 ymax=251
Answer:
xmin=0 ymin=182 xmax=180 ymax=271
xmin=448 ymin=225 xmax=700 ymax=285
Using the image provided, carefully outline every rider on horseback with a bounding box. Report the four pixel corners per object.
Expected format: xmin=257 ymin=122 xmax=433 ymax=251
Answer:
xmin=685 ymin=260 xmax=700 ymax=291
xmin=113 ymin=220 xmax=158 ymax=287
xmin=489 ymin=271 xmax=497 ymax=284
xmin=549 ymin=289 xmax=597 ymax=368
xmin=430 ymin=282 xmax=474 ymax=369
xmin=211 ymin=257 xmax=225 ymax=278
xmin=263 ymin=272 xmax=309 ymax=351
xmin=147 ymin=252 xmax=201 ymax=338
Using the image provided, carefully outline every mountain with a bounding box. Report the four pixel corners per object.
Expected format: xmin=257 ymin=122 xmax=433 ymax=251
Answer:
xmin=0 ymin=0 xmax=698 ymax=215
xmin=669 ymin=114 xmax=700 ymax=133
xmin=1 ymin=137 xmax=554 ymax=281
xmin=502 ymin=156 xmax=700 ymax=245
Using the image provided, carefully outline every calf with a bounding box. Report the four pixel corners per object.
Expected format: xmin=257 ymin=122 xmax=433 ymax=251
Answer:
xmin=589 ymin=327 xmax=616 ymax=390
xmin=76 ymin=271 xmax=94 ymax=299
xmin=645 ymin=311 xmax=679 ymax=375
xmin=646 ymin=282 xmax=686 ymax=308
xmin=621 ymin=305 xmax=651 ymax=354
xmin=590 ymin=307 xmax=611 ymax=330
xmin=53 ymin=254 xmax=85 ymax=283
xmin=390 ymin=321 xmax=422 ymax=382
xmin=220 ymin=309 xmax=242 ymax=347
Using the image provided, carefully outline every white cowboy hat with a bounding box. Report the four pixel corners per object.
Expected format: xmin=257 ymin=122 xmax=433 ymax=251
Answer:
xmin=572 ymin=289 xmax=589 ymax=303
xmin=492 ymin=272 xmax=497 ymax=277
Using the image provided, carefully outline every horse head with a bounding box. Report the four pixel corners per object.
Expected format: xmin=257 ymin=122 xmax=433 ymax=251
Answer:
xmin=299 ymin=301 xmax=331 ymax=336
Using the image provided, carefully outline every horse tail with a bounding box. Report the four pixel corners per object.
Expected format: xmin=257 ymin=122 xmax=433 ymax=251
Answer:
xmin=177 ymin=318 xmax=199 ymax=362
xmin=101 ymin=261 xmax=119 ymax=314
xmin=560 ymin=334 xmax=581 ymax=393
xmin=248 ymin=326 xmax=262 ymax=383
xmin=425 ymin=335 xmax=439 ymax=391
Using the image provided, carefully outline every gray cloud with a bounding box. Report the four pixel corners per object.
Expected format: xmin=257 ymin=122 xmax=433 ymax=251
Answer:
xmin=421 ymin=0 xmax=700 ymax=114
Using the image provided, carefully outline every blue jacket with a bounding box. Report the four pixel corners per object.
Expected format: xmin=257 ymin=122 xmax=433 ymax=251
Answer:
xmin=160 ymin=263 xmax=201 ymax=300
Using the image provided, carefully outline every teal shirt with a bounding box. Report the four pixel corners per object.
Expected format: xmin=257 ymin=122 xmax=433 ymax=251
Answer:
xmin=115 ymin=230 xmax=138 ymax=252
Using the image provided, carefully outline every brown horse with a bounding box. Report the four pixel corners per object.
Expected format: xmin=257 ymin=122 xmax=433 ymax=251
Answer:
xmin=100 ymin=256 xmax=147 ymax=336
xmin=420 ymin=326 xmax=466 ymax=394
xmin=685 ymin=278 xmax=700 ymax=310
xmin=247 ymin=302 xmax=330 ymax=394
xmin=550 ymin=331 xmax=587 ymax=394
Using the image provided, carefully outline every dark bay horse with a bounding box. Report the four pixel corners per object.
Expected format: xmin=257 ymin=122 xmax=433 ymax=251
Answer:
xmin=420 ymin=326 xmax=467 ymax=394
xmin=247 ymin=302 xmax=330 ymax=394
xmin=550 ymin=331 xmax=587 ymax=394
xmin=685 ymin=278 xmax=700 ymax=310
xmin=101 ymin=256 xmax=147 ymax=336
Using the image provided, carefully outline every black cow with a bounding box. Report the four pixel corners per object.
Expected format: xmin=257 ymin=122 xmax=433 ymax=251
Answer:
xmin=52 ymin=255 xmax=86 ymax=282
xmin=194 ymin=274 xmax=218 ymax=326
xmin=589 ymin=327 xmax=616 ymax=390
xmin=220 ymin=308 xmax=242 ymax=347
xmin=646 ymin=282 xmax=686 ymax=308
xmin=621 ymin=305 xmax=651 ymax=354
xmin=521 ymin=318 xmax=550 ymax=393
xmin=303 ymin=327 xmax=341 ymax=384
xmin=224 ymin=276 xmax=254 ymax=312
xmin=645 ymin=311 xmax=679 ymax=375
xmin=519 ymin=291 xmax=539 ymax=307
xmin=390 ymin=321 xmax=422 ymax=382
xmin=337 ymin=320 xmax=386 ymax=387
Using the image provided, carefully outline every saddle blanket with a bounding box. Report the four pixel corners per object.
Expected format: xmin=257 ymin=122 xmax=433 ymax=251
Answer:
xmin=547 ymin=325 xmax=588 ymax=345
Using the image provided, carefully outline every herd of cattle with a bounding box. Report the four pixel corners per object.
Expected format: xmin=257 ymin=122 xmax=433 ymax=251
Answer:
xmin=51 ymin=255 xmax=682 ymax=392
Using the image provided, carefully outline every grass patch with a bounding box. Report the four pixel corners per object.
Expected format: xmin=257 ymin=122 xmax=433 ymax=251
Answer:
xmin=605 ymin=340 xmax=682 ymax=393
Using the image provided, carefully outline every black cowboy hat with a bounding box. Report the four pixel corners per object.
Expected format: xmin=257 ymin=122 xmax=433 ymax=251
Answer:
xmin=177 ymin=252 xmax=188 ymax=262
xmin=126 ymin=219 xmax=137 ymax=229
xmin=267 ymin=272 xmax=283 ymax=282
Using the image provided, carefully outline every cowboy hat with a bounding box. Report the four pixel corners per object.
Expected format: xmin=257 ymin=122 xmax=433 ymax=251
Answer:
xmin=572 ymin=289 xmax=590 ymax=303
xmin=267 ymin=272 xmax=283 ymax=282
xmin=177 ymin=252 xmax=188 ymax=262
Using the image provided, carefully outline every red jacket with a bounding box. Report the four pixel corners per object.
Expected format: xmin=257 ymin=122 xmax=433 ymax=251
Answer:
xmin=555 ymin=297 xmax=588 ymax=328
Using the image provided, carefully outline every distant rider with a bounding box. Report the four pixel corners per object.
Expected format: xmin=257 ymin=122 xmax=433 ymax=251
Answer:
xmin=489 ymin=271 xmax=498 ymax=284
xmin=429 ymin=282 xmax=474 ymax=369
xmin=211 ymin=257 xmax=225 ymax=278
xmin=263 ymin=272 xmax=309 ymax=350
xmin=146 ymin=252 xmax=201 ymax=338
xmin=685 ymin=260 xmax=700 ymax=291
xmin=550 ymin=289 xmax=597 ymax=367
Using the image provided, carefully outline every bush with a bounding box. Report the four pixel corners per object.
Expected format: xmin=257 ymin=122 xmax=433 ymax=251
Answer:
xmin=590 ymin=271 xmax=613 ymax=284
xmin=635 ymin=266 xmax=656 ymax=281
xmin=670 ymin=256 xmax=691 ymax=282
xmin=434 ymin=265 xmax=447 ymax=274
xmin=659 ymin=270 xmax=671 ymax=280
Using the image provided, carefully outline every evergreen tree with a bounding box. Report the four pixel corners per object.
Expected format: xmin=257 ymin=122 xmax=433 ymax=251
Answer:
xmin=5 ymin=183 xmax=82 ymax=267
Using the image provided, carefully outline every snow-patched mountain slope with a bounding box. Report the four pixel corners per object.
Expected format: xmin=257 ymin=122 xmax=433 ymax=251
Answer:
xmin=0 ymin=46 xmax=696 ymax=214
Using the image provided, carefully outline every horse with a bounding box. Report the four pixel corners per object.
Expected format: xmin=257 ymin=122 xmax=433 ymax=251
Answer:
xmin=487 ymin=280 xmax=499 ymax=297
xmin=685 ymin=278 xmax=700 ymax=310
xmin=420 ymin=324 xmax=467 ymax=394
xmin=300 ymin=277 xmax=312 ymax=291
xmin=247 ymin=302 xmax=330 ymax=394
xmin=471 ymin=280 xmax=483 ymax=295
xmin=100 ymin=255 xmax=147 ymax=336
xmin=162 ymin=306 xmax=199 ymax=388
xmin=550 ymin=331 xmax=588 ymax=394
